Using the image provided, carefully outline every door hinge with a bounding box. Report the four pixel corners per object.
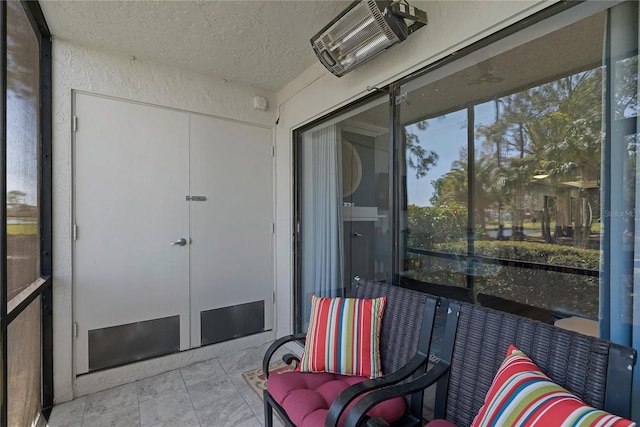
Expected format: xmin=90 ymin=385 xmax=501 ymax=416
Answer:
xmin=273 ymin=291 xmax=276 ymax=303
xmin=73 ymin=322 xmax=78 ymax=338
xmin=73 ymin=116 xmax=78 ymax=132
xmin=272 ymin=222 xmax=275 ymax=234
xmin=272 ymin=146 xmax=275 ymax=157
xmin=73 ymin=224 xmax=78 ymax=240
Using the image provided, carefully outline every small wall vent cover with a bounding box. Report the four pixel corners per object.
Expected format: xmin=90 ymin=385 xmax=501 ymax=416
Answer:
xmin=201 ymin=300 xmax=265 ymax=346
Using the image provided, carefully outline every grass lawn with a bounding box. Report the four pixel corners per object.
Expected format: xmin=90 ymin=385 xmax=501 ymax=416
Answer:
xmin=8 ymin=223 xmax=37 ymax=235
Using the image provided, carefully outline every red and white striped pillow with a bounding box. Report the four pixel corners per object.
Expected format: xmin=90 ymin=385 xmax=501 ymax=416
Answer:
xmin=472 ymin=344 xmax=635 ymax=427
xmin=299 ymin=295 xmax=386 ymax=379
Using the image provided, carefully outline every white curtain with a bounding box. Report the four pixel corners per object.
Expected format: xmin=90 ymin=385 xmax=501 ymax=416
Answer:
xmin=301 ymin=124 xmax=344 ymax=320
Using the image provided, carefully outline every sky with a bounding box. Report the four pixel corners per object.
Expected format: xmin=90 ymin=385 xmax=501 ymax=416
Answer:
xmin=7 ymin=92 xmax=39 ymax=207
xmin=405 ymin=102 xmax=496 ymax=207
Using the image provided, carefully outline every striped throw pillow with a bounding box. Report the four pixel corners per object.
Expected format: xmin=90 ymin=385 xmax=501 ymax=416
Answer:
xmin=471 ymin=344 xmax=636 ymax=427
xmin=299 ymin=295 xmax=386 ymax=379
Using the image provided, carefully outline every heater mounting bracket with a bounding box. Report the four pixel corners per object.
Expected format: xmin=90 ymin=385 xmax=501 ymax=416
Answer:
xmin=390 ymin=2 xmax=428 ymax=34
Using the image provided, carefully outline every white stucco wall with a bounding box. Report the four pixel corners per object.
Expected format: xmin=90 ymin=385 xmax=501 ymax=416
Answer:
xmin=51 ymin=40 xmax=277 ymax=402
xmin=272 ymin=0 xmax=554 ymax=337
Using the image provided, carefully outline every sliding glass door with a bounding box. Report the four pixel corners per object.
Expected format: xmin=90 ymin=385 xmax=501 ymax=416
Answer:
xmin=296 ymin=96 xmax=390 ymax=330
xmin=296 ymin=0 xmax=637 ymax=326
xmin=396 ymin=100 xmax=470 ymax=299
xmin=294 ymin=0 xmax=638 ymax=414
xmin=396 ymin=7 xmax=610 ymax=322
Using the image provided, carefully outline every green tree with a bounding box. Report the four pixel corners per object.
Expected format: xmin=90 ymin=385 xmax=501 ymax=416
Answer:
xmin=404 ymin=121 xmax=439 ymax=179
xmin=430 ymin=156 xmax=468 ymax=207
xmin=7 ymin=190 xmax=26 ymax=207
xmin=430 ymin=153 xmax=500 ymax=235
xmin=474 ymin=68 xmax=604 ymax=246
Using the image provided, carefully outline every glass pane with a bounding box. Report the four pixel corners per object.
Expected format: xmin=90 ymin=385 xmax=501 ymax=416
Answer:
xmin=399 ymin=106 xmax=469 ymax=293
xmin=8 ymin=297 xmax=42 ymax=427
xmin=397 ymin=9 xmax=608 ymax=317
xmin=474 ymin=265 xmax=599 ymax=318
xmin=473 ymin=68 xmax=603 ymax=252
xmin=297 ymin=98 xmax=391 ymax=331
xmin=7 ymin=0 xmax=40 ymax=297
xmin=6 ymin=1 xmax=42 ymax=425
xmin=472 ymin=65 xmax=603 ymax=317
xmin=614 ymin=56 xmax=638 ymax=121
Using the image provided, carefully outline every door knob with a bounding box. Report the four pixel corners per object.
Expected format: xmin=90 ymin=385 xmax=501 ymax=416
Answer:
xmin=352 ymin=232 xmax=363 ymax=238
xmin=171 ymin=238 xmax=187 ymax=246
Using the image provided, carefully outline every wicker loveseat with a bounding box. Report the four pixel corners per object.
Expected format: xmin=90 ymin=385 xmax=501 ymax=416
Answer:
xmin=346 ymin=298 xmax=637 ymax=427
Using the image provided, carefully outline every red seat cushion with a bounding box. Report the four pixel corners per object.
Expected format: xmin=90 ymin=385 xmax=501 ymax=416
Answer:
xmin=267 ymin=371 xmax=406 ymax=427
xmin=425 ymin=420 xmax=458 ymax=427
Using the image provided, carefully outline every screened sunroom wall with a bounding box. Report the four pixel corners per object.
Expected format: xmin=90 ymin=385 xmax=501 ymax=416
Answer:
xmin=50 ymin=0 xmax=602 ymax=407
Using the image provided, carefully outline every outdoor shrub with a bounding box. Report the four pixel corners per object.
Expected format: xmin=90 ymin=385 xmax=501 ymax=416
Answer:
xmin=406 ymin=205 xmax=467 ymax=248
xmin=407 ymin=240 xmax=600 ymax=318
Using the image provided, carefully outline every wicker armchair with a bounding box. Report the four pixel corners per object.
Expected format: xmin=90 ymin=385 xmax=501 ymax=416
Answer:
xmin=261 ymin=278 xmax=459 ymax=427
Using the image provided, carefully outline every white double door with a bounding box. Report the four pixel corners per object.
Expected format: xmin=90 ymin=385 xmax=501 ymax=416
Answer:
xmin=73 ymin=93 xmax=273 ymax=374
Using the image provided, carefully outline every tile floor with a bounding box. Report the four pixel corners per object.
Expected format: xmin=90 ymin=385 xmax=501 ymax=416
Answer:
xmin=47 ymin=342 xmax=287 ymax=427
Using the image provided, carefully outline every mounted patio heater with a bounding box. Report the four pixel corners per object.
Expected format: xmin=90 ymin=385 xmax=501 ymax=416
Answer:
xmin=311 ymin=0 xmax=428 ymax=77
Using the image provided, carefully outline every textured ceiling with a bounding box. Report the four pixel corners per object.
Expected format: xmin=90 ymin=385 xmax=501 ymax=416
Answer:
xmin=39 ymin=0 xmax=352 ymax=92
